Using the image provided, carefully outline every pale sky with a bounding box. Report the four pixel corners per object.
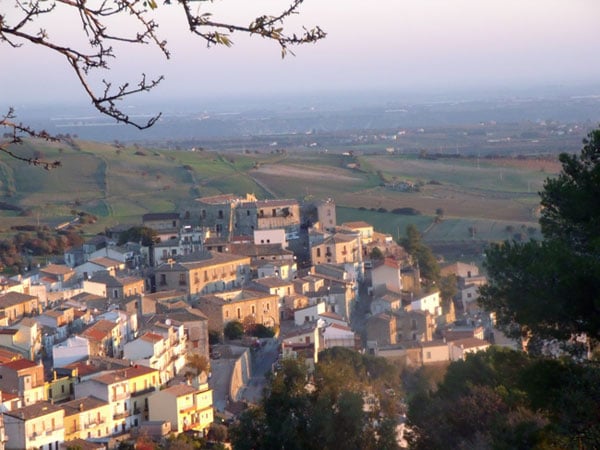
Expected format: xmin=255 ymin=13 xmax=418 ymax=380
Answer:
xmin=2 ymin=0 xmax=600 ymax=107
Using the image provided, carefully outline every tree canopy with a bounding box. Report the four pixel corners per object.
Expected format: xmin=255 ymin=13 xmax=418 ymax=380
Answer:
xmin=480 ymin=127 xmax=600 ymax=345
xmin=0 ymin=0 xmax=325 ymax=167
xmin=407 ymin=347 xmax=600 ymax=449
xmin=229 ymin=348 xmax=401 ymax=450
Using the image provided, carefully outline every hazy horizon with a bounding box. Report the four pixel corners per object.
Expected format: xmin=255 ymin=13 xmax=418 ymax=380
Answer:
xmin=3 ymin=1 xmax=600 ymax=109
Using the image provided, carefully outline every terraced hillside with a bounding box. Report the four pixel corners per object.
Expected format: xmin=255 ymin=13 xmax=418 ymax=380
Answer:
xmin=0 ymin=139 xmax=559 ymax=250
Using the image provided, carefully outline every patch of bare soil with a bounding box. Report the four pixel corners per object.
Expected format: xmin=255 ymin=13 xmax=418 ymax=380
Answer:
xmin=252 ymin=164 xmax=361 ymax=182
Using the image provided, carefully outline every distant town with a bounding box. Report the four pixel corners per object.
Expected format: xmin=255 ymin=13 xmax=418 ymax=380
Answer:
xmin=0 ymin=191 xmax=509 ymax=449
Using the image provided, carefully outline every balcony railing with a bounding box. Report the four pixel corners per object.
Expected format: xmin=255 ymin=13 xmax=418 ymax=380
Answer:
xmin=113 ymin=410 xmax=131 ymax=420
xmin=131 ymin=386 xmax=156 ymax=397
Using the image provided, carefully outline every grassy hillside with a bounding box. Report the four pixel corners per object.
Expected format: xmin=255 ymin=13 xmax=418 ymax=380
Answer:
xmin=0 ymin=139 xmax=556 ymax=249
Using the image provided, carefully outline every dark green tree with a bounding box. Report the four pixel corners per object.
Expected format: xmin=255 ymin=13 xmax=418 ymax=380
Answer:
xmin=230 ymin=350 xmax=400 ymax=450
xmin=223 ymin=320 xmax=244 ymax=340
xmin=118 ymin=226 xmax=158 ymax=247
xmin=480 ymin=127 xmax=600 ymax=343
xmin=401 ymin=224 xmax=440 ymax=289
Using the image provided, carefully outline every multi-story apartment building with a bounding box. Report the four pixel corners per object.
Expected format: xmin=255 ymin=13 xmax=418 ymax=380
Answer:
xmin=80 ymin=319 xmax=123 ymax=358
xmin=183 ymin=194 xmax=253 ymax=239
xmin=123 ymin=325 xmax=187 ymax=384
xmin=0 ymin=292 xmax=39 ymax=326
xmin=196 ymin=289 xmax=279 ymax=333
xmin=148 ymin=383 xmax=213 ymax=434
xmin=142 ymin=212 xmax=180 ymax=242
xmin=4 ymin=401 xmax=64 ymax=450
xmin=154 ymin=251 xmax=251 ymax=296
xmin=74 ymin=366 xmax=160 ymax=433
xmin=310 ymin=232 xmax=362 ymax=266
xmin=0 ymin=359 xmax=46 ymax=406
xmin=61 ymin=396 xmax=112 ymax=441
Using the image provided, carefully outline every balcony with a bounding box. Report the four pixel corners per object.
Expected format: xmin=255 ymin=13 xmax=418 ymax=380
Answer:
xmin=131 ymin=386 xmax=156 ymax=397
xmin=112 ymin=392 xmax=128 ymax=402
xmin=113 ymin=410 xmax=131 ymax=420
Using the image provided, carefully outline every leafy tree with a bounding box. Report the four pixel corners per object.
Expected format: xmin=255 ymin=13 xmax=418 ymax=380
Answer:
xmin=438 ymin=274 xmax=458 ymax=303
xmin=224 ymin=320 xmax=244 ymax=340
xmin=480 ymin=128 xmax=600 ymax=344
xmin=407 ymin=347 xmax=600 ymax=449
xmin=230 ymin=350 xmax=400 ymax=450
xmin=186 ymin=353 xmax=210 ymax=376
xmin=0 ymin=0 xmax=325 ymax=167
xmin=118 ymin=226 xmax=159 ymax=247
xmin=369 ymin=246 xmax=384 ymax=260
xmin=400 ymin=224 xmax=440 ymax=289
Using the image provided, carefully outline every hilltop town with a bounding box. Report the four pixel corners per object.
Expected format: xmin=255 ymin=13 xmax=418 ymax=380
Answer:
xmin=0 ymin=193 xmax=501 ymax=449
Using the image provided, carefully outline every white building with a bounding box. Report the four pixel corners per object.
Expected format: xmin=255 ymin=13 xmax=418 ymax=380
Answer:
xmin=52 ymin=336 xmax=90 ymax=368
xmin=254 ymin=229 xmax=287 ymax=247
xmin=411 ymin=291 xmax=441 ymax=316
xmin=294 ymin=302 xmax=326 ymax=326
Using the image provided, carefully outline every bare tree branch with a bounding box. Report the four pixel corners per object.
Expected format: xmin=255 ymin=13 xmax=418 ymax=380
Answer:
xmin=0 ymin=0 xmax=325 ymax=166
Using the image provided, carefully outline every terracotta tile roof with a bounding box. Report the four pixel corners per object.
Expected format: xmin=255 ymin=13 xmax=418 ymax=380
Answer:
xmin=5 ymin=401 xmax=62 ymax=420
xmin=160 ymin=383 xmax=198 ymax=397
xmin=61 ymin=396 xmax=108 ymax=415
xmin=81 ymin=319 xmax=116 ymax=341
xmin=40 ymin=264 xmax=74 ymax=276
xmin=1 ymin=358 xmax=39 ymax=371
xmin=319 ymin=311 xmax=345 ymax=321
xmin=89 ymin=257 xmax=123 ymax=268
xmin=0 ymin=292 xmax=37 ymax=308
xmin=341 ymin=221 xmax=373 ymax=229
xmin=92 ymin=366 xmax=158 ymax=385
xmin=140 ymin=332 xmax=164 ymax=343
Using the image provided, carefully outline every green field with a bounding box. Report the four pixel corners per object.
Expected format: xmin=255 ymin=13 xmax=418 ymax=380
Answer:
xmin=0 ymin=139 xmax=555 ymax=251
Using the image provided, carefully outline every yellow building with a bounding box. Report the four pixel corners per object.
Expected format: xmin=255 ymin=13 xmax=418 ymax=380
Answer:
xmin=148 ymin=383 xmax=213 ymax=434
xmin=61 ymin=396 xmax=112 ymax=441
xmin=197 ymin=289 xmax=279 ymax=333
xmin=4 ymin=401 xmax=64 ymax=450
xmin=74 ymin=366 xmax=160 ymax=434
xmin=154 ymin=251 xmax=251 ymax=296
xmin=311 ymin=233 xmax=361 ymax=265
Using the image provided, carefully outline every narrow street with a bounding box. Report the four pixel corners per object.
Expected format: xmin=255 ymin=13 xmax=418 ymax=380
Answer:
xmin=239 ymin=338 xmax=279 ymax=404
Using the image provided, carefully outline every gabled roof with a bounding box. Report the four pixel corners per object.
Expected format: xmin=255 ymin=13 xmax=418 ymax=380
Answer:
xmin=341 ymin=221 xmax=373 ymax=229
xmin=0 ymin=292 xmax=37 ymax=309
xmin=40 ymin=264 xmax=74 ymax=276
xmin=88 ymin=257 xmax=123 ymax=268
xmin=81 ymin=319 xmax=117 ymax=341
xmin=5 ymin=401 xmax=62 ymax=420
xmin=1 ymin=358 xmax=39 ymax=371
xmin=61 ymin=396 xmax=108 ymax=415
xmin=159 ymin=383 xmax=198 ymax=397
xmin=139 ymin=332 xmax=164 ymax=344
xmin=92 ymin=365 xmax=158 ymax=385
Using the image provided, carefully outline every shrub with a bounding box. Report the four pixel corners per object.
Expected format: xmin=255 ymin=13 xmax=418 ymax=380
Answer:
xmin=224 ymin=320 xmax=244 ymax=340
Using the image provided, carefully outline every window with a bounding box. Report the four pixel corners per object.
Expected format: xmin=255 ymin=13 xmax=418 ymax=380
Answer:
xmin=172 ymin=220 xmax=177 ymax=227
xmin=316 ymin=248 xmax=321 ymax=258
xmin=251 ymin=305 xmax=255 ymax=315
xmin=218 ymin=210 xmax=224 ymax=219
xmin=247 ymin=210 xmax=250 ymax=216
xmin=237 ymin=308 xmax=241 ymax=319
xmin=179 ymin=274 xmax=186 ymax=286
xmin=159 ymin=274 xmax=167 ymax=286
xmin=426 ymin=351 xmax=431 ymax=359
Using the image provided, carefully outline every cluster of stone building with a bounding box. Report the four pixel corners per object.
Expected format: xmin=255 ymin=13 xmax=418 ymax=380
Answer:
xmin=0 ymin=193 xmax=491 ymax=449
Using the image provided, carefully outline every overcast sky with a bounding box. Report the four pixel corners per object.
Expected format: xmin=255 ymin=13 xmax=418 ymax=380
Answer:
xmin=3 ymin=0 xmax=600 ymax=108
